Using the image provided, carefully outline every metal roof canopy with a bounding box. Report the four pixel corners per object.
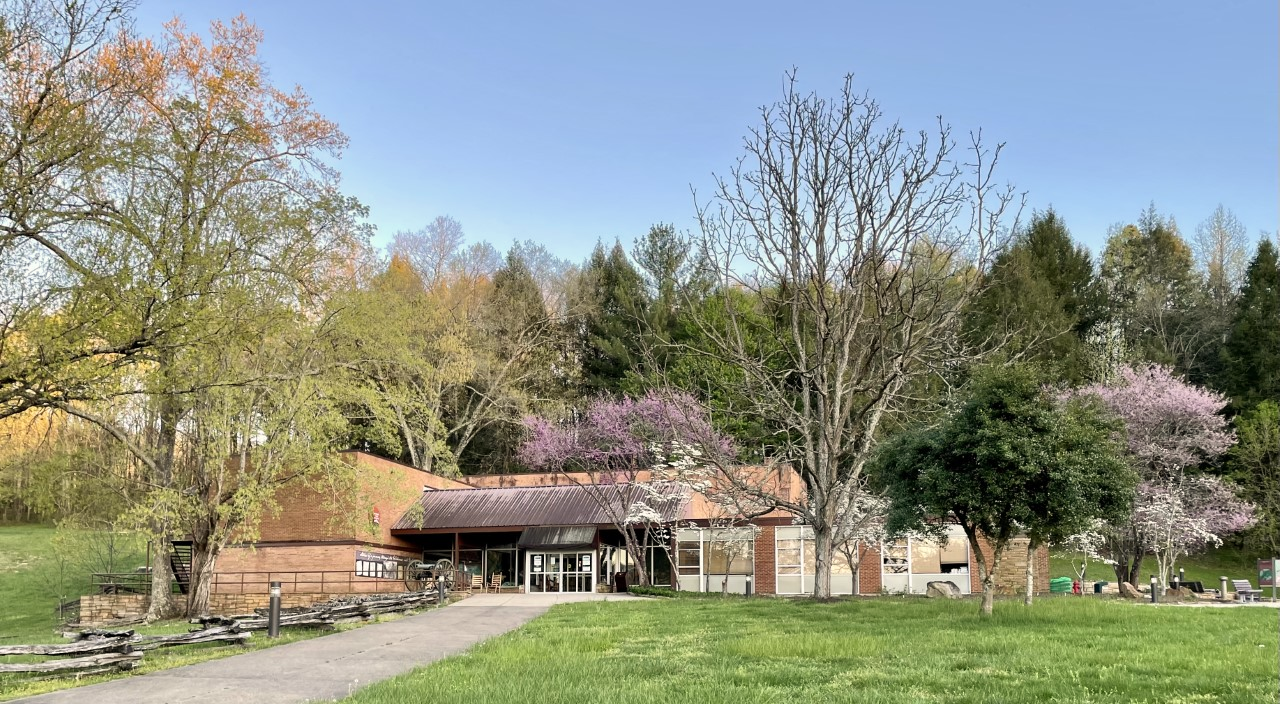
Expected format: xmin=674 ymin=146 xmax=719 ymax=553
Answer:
xmin=391 ymin=482 xmax=690 ymax=532
xmin=518 ymin=526 xmax=597 ymax=550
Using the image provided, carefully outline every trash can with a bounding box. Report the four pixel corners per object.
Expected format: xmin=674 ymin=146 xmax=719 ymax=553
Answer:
xmin=1093 ymin=581 xmax=1108 ymax=594
xmin=613 ymin=571 xmax=628 ymax=593
xmin=1049 ymin=577 xmax=1073 ymax=593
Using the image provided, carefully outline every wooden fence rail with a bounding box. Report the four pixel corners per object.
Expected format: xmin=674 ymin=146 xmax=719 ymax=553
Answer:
xmin=1 ymin=590 xmax=438 ymax=678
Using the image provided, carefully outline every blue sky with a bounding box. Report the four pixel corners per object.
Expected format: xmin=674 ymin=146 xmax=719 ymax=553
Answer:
xmin=135 ymin=1 xmax=1278 ymax=265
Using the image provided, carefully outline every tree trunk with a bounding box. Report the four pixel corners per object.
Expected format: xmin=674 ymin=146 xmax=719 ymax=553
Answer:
xmin=186 ymin=541 xmax=218 ymax=617
xmin=981 ymin=573 xmax=996 ymax=616
xmin=812 ymin=526 xmax=832 ymax=598
xmin=145 ymin=538 xmax=175 ymax=621
xmin=1024 ymin=540 xmax=1036 ymax=606
xmin=145 ymin=393 xmax=181 ymax=622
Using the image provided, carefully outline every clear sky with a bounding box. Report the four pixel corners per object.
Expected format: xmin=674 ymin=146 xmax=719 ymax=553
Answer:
xmin=134 ymin=1 xmax=1279 ymax=264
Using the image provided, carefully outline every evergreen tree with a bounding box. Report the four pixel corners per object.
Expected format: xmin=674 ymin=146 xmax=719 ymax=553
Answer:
xmin=1220 ymin=240 xmax=1280 ymax=411
xmin=573 ymin=241 xmax=650 ymax=396
xmin=968 ymin=209 xmax=1099 ymax=384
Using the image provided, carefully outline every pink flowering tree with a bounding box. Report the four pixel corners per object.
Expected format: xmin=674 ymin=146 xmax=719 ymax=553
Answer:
xmin=1071 ymin=365 xmax=1250 ymax=587
xmin=519 ymin=391 xmax=736 ymax=586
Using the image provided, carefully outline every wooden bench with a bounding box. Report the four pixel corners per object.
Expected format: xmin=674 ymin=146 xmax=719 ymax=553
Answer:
xmin=1232 ymin=579 xmax=1261 ymax=602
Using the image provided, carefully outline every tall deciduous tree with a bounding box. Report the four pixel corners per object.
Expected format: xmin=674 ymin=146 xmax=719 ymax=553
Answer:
xmin=1193 ymin=205 xmax=1250 ymax=311
xmin=1220 ymin=240 xmax=1280 ymax=411
xmin=1 ymin=13 xmax=363 ymax=617
xmin=875 ymin=364 xmax=1132 ymax=616
xmin=671 ymin=71 xmax=1021 ymax=597
xmin=1097 ymin=207 xmax=1209 ymax=379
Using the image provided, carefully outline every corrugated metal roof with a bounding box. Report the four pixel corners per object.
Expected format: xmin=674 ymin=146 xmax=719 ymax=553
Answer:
xmin=518 ymin=526 xmax=597 ymax=550
xmin=391 ymin=482 xmax=690 ymax=531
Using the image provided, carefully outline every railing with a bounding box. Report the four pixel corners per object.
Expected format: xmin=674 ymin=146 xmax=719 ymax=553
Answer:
xmin=93 ymin=572 xmax=153 ymax=595
xmin=210 ymin=570 xmax=421 ymax=596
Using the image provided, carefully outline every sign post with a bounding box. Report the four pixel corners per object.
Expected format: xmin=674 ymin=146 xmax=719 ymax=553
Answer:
xmin=1259 ymin=558 xmax=1276 ymax=602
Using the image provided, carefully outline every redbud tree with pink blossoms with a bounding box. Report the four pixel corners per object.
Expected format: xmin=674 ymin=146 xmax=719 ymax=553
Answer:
xmin=1072 ymin=365 xmax=1254 ymax=588
xmin=519 ymin=391 xmax=735 ymax=587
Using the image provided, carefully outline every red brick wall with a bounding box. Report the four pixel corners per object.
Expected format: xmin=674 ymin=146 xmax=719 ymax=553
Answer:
xmin=245 ymin=452 xmax=466 ymax=549
xmin=754 ymin=525 xmax=776 ymax=595
xmin=858 ymin=543 xmax=881 ymax=594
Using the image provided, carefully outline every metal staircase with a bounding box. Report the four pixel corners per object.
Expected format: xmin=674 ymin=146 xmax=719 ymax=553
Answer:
xmin=169 ymin=540 xmax=193 ymax=595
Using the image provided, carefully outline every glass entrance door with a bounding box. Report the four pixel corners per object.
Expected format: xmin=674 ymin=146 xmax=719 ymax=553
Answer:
xmin=526 ymin=552 xmax=594 ymax=593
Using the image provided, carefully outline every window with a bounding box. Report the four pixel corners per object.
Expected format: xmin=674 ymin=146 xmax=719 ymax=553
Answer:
xmin=883 ymin=538 xmax=909 ymax=574
xmin=705 ymin=529 xmax=754 ymax=575
xmin=676 ymin=529 xmax=701 ymax=576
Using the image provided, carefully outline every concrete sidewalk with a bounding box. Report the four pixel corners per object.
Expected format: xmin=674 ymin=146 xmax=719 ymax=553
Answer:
xmin=15 ymin=595 xmax=622 ymax=703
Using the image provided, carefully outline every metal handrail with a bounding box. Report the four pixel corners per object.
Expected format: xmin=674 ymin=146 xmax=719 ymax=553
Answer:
xmin=92 ymin=572 xmax=153 ymax=595
xmin=210 ymin=570 xmax=421 ymax=595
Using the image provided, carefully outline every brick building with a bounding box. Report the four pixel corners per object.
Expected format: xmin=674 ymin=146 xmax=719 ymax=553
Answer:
xmin=209 ymin=450 xmax=1048 ymax=602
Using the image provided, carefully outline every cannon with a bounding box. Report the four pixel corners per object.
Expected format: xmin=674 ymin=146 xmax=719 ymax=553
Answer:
xmin=405 ymin=558 xmax=455 ymax=592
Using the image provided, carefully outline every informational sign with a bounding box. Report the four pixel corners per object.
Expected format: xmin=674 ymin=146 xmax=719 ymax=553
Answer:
xmin=580 ymin=554 xmax=592 ymax=572
xmin=532 ymin=554 xmax=543 ymax=573
xmin=1259 ymin=558 xmax=1275 ymax=587
xmin=372 ymin=506 xmax=381 ymax=525
xmin=356 ymin=550 xmax=405 ymax=579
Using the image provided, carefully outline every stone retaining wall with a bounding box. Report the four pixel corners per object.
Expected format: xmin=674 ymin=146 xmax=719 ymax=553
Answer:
xmin=80 ymin=594 xmax=148 ymax=624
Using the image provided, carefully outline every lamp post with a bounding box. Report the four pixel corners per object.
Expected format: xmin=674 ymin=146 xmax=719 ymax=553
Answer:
xmin=1149 ymin=575 xmax=1158 ymax=604
xmin=268 ymin=582 xmax=281 ymax=638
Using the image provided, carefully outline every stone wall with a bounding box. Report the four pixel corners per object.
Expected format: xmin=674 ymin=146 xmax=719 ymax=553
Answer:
xmin=80 ymin=594 xmax=148 ymax=625
xmin=208 ymin=592 xmax=330 ymax=615
xmin=985 ymin=536 xmax=1050 ymax=595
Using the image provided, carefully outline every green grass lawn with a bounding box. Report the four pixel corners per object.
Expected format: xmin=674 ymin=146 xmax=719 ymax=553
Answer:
xmin=0 ymin=525 xmax=437 ymax=700
xmin=344 ymin=597 xmax=1279 ymax=704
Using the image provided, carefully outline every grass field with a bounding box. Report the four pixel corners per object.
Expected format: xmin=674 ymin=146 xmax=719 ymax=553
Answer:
xmin=344 ymin=597 xmax=1279 ymax=704
xmin=0 ymin=525 xmax=428 ymax=701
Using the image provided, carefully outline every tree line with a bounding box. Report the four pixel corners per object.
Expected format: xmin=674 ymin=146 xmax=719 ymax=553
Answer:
xmin=0 ymin=4 xmax=1277 ymax=617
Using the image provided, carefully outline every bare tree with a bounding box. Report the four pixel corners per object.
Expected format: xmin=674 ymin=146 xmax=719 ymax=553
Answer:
xmin=1193 ymin=205 xmax=1250 ymax=309
xmin=680 ymin=71 xmax=1021 ymax=597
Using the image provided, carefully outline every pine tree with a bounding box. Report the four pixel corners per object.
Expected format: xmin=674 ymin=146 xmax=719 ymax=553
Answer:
xmin=573 ymin=241 xmax=650 ymax=396
xmin=967 ymin=209 xmax=1099 ymax=384
xmin=1220 ymin=240 xmax=1280 ymax=411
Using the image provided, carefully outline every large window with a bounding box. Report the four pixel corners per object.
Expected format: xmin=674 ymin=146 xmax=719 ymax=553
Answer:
xmin=675 ymin=528 xmax=756 ymax=591
xmin=775 ymin=526 xmax=855 ymax=594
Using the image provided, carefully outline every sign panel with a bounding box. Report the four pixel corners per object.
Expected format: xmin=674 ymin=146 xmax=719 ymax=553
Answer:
xmin=356 ymin=550 xmax=406 ymax=579
xmin=1259 ymin=558 xmax=1275 ymax=587
xmin=532 ymin=554 xmax=543 ymax=573
xmin=581 ymin=554 xmax=592 ymax=573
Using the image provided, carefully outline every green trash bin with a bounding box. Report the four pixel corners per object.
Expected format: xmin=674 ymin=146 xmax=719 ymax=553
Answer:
xmin=1093 ymin=581 xmax=1108 ymax=594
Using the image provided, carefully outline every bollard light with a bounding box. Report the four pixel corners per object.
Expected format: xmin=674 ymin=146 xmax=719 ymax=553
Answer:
xmin=1149 ymin=575 xmax=1158 ymax=604
xmin=436 ymin=574 xmax=446 ymax=605
xmin=1220 ymin=575 xmax=1228 ymax=601
xmin=268 ymin=581 xmax=281 ymax=638
xmin=744 ymin=576 xmax=752 ymax=598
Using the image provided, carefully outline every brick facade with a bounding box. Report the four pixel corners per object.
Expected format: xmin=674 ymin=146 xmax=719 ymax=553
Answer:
xmin=753 ymin=524 xmax=776 ymax=594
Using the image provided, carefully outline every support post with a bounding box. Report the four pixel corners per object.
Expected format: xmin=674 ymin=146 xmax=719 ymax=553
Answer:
xmin=268 ymin=582 xmax=281 ymax=638
xmin=1149 ymin=575 xmax=1158 ymax=604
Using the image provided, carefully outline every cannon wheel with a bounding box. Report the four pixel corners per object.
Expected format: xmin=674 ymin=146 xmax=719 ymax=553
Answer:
xmin=433 ymin=559 xmax=456 ymax=590
xmin=405 ymin=560 xmax=431 ymax=592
